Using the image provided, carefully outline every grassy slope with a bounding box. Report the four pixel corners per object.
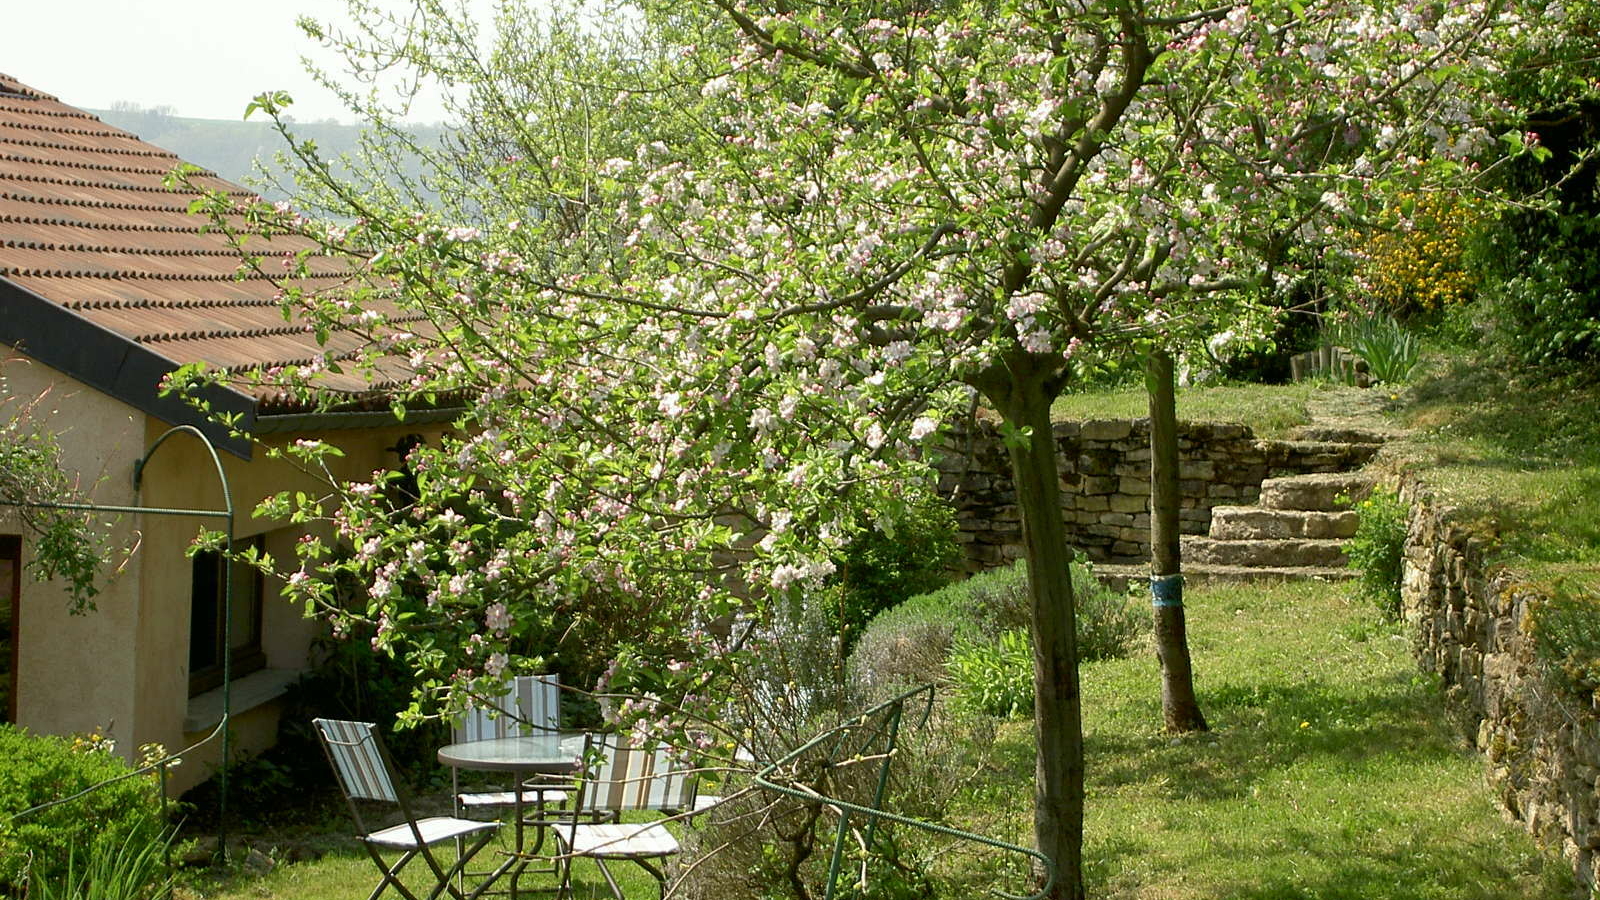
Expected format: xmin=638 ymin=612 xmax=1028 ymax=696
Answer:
xmin=1052 ymin=359 xmax=1600 ymax=593
xmin=1397 ymin=358 xmax=1600 ymax=591
xmin=937 ymin=580 xmax=1574 ymax=899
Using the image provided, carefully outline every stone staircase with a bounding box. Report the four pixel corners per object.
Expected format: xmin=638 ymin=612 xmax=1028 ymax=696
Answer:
xmin=1177 ymin=470 xmax=1375 ymax=582
xmin=1096 ymin=423 xmax=1387 ymax=587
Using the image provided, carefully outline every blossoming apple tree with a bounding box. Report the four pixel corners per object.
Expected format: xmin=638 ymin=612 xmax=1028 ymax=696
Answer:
xmin=177 ymin=0 xmax=1574 ymax=895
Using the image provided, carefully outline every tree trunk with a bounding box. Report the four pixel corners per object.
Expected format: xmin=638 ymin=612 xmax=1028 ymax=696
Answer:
xmin=978 ymin=361 xmax=1085 ymax=900
xmin=1146 ymin=350 xmax=1208 ymax=733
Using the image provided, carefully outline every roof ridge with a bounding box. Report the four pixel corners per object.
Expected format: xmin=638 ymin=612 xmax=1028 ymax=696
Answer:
xmin=0 ymin=138 xmax=196 ymax=166
xmin=0 ymin=74 xmax=56 ymax=101
xmin=0 ymin=189 xmax=222 ymax=213
xmin=221 ymin=346 xmax=377 ymax=375
xmin=1 ymin=266 xmax=254 ymax=281
xmin=0 ymin=105 xmax=119 ymax=126
xmin=61 ymin=296 xmax=281 ymax=310
xmin=138 ymin=323 xmax=317 ymax=344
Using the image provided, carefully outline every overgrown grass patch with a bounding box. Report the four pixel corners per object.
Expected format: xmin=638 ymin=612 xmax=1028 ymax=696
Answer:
xmin=932 ymin=579 xmax=1574 ymax=899
xmin=1399 ymin=359 xmax=1600 ymax=592
xmin=1050 ymin=381 xmax=1334 ymax=437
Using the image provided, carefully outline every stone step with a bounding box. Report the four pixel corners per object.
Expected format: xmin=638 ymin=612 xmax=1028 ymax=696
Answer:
xmin=1182 ymin=536 xmax=1350 ymax=568
xmin=1093 ymin=563 xmax=1356 ymax=591
xmin=1209 ymin=506 xmax=1359 ymax=540
xmin=1257 ymin=472 xmax=1375 ymax=512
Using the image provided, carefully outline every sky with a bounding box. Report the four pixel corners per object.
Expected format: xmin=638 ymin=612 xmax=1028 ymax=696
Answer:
xmin=3 ymin=0 xmax=468 ymax=124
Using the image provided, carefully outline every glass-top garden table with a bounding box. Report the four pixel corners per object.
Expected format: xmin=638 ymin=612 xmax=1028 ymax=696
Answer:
xmin=438 ymin=732 xmax=592 ymax=898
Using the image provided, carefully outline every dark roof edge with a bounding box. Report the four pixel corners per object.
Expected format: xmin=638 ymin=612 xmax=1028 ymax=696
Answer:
xmin=251 ymin=405 xmax=465 ymax=435
xmin=0 ymin=275 xmax=256 ymax=459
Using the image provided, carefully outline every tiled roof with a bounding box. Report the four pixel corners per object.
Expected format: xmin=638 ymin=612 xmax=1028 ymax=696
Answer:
xmin=0 ymin=72 xmax=416 ymax=415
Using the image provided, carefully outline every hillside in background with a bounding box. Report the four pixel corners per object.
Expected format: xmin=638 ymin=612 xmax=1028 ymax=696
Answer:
xmin=90 ymin=103 xmax=445 ymax=203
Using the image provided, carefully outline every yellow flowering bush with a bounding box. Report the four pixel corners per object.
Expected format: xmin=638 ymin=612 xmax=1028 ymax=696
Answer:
xmin=1356 ymin=193 xmax=1482 ymax=315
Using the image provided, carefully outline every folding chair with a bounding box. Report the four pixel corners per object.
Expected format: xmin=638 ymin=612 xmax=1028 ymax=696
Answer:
xmin=314 ymin=718 xmax=510 ymax=900
xmin=557 ymin=736 xmax=697 ymax=900
xmin=453 ymin=674 xmax=568 ymax=812
xmin=451 ymin=675 xmax=570 ymax=891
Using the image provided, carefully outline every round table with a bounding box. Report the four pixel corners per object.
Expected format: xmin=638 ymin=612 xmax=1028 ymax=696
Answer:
xmin=438 ymin=732 xmax=589 ymax=774
xmin=439 ymin=732 xmax=592 ymax=898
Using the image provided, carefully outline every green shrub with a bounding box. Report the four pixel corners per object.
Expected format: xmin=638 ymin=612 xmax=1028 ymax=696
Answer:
xmin=827 ymin=497 xmax=962 ymax=655
xmin=679 ymin=702 xmax=993 ymax=900
xmin=1345 ymin=486 xmax=1408 ymax=621
xmin=1319 ymin=312 xmax=1422 ymax=385
xmin=849 ymin=557 xmax=1142 ymax=700
xmin=1465 ymin=87 xmax=1600 ymax=371
xmin=0 ymin=726 xmax=165 ymax=891
xmin=1340 ymin=314 xmax=1422 ymax=384
xmin=1475 ymin=219 xmax=1600 ymax=368
xmin=947 ymin=629 xmax=1034 ymax=719
xmin=1077 ymin=574 xmax=1146 ymax=663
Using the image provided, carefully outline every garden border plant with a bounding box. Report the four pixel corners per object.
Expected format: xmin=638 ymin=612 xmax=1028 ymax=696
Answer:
xmin=1345 ymin=485 xmax=1408 ymax=622
xmin=0 ymin=724 xmax=167 ymax=892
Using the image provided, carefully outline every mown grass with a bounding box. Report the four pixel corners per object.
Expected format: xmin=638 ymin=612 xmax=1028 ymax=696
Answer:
xmin=930 ymin=579 xmax=1575 ymax=899
xmin=1398 ymin=357 xmax=1600 ymax=592
xmin=1049 ymin=380 xmax=1332 ymax=438
xmin=176 ymin=826 xmax=657 ymax=900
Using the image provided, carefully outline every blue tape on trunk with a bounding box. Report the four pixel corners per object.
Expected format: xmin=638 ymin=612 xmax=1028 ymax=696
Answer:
xmin=1151 ymin=574 xmax=1184 ymax=608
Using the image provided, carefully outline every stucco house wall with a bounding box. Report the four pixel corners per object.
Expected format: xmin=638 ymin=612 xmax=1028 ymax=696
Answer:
xmin=3 ymin=351 xmax=447 ymax=793
xmin=2 ymin=358 xmax=145 ymax=743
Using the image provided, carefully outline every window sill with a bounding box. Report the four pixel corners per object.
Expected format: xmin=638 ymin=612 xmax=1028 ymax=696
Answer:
xmin=184 ymin=668 xmax=300 ymax=733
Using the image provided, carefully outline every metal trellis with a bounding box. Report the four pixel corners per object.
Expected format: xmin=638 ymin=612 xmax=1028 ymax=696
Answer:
xmin=753 ymin=684 xmax=1056 ymax=900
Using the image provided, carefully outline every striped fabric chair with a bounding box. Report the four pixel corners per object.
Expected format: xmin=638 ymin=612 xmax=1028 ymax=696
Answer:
xmin=452 ymin=674 xmax=568 ymax=813
xmin=314 ymin=718 xmax=509 ymax=900
xmin=557 ymin=736 xmax=698 ymax=900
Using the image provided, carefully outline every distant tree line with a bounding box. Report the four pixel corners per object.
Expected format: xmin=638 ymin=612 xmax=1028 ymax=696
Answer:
xmin=94 ymin=102 xmax=444 ymax=205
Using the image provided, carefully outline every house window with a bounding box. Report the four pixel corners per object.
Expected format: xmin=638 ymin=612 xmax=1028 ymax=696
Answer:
xmin=189 ymin=536 xmax=265 ymax=697
xmin=1 ymin=535 xmax=19 ymax=723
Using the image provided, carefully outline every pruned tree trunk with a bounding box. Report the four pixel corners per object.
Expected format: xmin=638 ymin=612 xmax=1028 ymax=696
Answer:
xmin=1145 ymin=350 xmax=1208 ymax=733
xmin=976 ymin=359 xmax=1085 ymax=900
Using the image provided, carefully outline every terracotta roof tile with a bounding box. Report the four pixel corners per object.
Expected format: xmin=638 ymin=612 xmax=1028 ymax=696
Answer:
xmin=0 ymin=71 xmax=411 ymax=413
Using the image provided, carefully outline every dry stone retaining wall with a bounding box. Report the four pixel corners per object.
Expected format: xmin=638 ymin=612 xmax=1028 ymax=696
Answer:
xmin=1402 ymin=478 xmax=1600 ymax=893
xmin=935 ymin=419 xmax=1377 ymax=571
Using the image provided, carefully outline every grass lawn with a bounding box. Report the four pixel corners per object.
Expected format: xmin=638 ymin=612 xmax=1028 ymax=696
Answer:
xmin=186 ymin=580 xmax=1576 ymax=899
xmin=178 ymin=826 xmax=660 ymax=900
xmin=933 ymin=579 xmax=1575 ymax=899
xmin=1049 ymin=380 xmax=1333 ymax=437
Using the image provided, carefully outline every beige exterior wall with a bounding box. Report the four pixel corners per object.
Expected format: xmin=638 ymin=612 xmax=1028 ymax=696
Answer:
xmin=3 ymin=351 xmax=450 ymax=794
xmin=0 ymin=355 xmax=145 ymax=750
